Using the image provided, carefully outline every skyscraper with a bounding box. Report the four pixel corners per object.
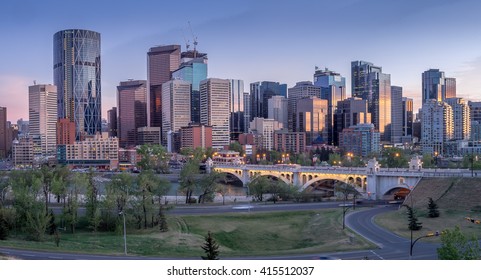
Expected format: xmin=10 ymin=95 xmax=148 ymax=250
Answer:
xmin=229 ymin=79 xmax=244 ymax=141
xmin=161 ymin=79 xmax=191 ymax=149
xmin=243 ymin=92 xmax=251 ymax=134
xmin=117 ymin=80 xmax=147 ymax=148
xmin=446 ymin=98 xmax=470 ymax=141
xmin=351 ymin=61 xmax=391 ymax=142
xmin=402 ymin=97 xmax=414 ymax=138
xmin=147 ymin=45 xmax=181 ymax=128
xmin=421 ymin=100 xmax=453 ymax=155
xmin=172 ymin=50 xmax=208 ymax=124
xmin=200 ymin=78 xmax=230 ymax=149
xmin=53 ymin=29 xmax=101 ymax=140
xmin=107 ymin=107 xmax=117 ymax=138
xmin=313 ymin=67 xmax=346 ymax=145
xmin=391 ymin=86 xmax=403 ymax=143
xmin=287 ymin=81 xmax=320 ymax=132
xmin=250 ymin=81 xmax=287 ymax=121
xmin=268 ymin=95 xmax=288 ymax=130
xmin=334 ymin=97 xmax=371 ymax=146
xmin=296 ymin=97 xmax=328 ymax=145
xmin=422 ymin=69 xmax=456 ymax=104
xmin=29 ymin=84 xmax=58 ymax=157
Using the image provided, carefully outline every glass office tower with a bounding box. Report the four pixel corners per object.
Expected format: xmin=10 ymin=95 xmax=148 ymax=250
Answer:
xmin=54 ymin=29 xmax=101 ymax=140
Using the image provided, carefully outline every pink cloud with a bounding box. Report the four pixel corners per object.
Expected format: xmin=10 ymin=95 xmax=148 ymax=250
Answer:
xmin=0 ymin=75 xmax=32 ymax=122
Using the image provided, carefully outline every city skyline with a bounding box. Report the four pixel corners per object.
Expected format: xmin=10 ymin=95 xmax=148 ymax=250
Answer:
xmin=2 ymin=0 xmax=481 ymax=121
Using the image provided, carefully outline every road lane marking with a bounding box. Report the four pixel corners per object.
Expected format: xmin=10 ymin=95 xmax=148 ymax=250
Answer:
xmin=370 ymin=250 xmax=384 ymax=260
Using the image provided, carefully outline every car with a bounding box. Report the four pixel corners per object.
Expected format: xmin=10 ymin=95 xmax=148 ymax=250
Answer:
xmin=316 ymin=255 xmax=341 ymax=260
xmin=232 ymin=205 xmax=254 ymax=210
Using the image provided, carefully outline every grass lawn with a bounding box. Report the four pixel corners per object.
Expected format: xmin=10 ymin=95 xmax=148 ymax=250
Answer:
xmin=375 ymin=208 xmax=481 ymax=240
xmin=0 ymin=209 xmax=374 ymax=258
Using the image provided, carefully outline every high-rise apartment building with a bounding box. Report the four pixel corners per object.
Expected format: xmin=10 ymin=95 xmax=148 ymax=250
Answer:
xmin=339 ymin=123 xmax=380 ymax=157
xmin=172 ymin=50 xmax=208 ymax=124
xmin=161 ymin=79 xmax=191 ymax=149
xmin=421 ymin=100 xmax=453 ymax=155
xmin=351 ymin=61 xmax=391 ymax=142
xmin=29 ymin=84 xmax=57 ymax=157
xmin=446 ymin=98 xmax=470 ymax=141
xmin=54 ymin=29 xmax=101 ymax=140
xmin=243 ymin=92 xmax=251 ymax=133
xmin=287 ymin=81 xmax=321 ymax=132
xmin=296 ymin=97 xmax=328 ymax=145
xmin=250 ymin=81 xmax=287 ymax=121
xmin=249 ymin=117 xmax=283 ymax=151
xmin=0 ymin=107 xmax=7 ymax=158
xmin=391 ymin=86 xmax=403 ymax=143
xmin=273 ymin=129 xmax=306 ymax=155
xmin=229 ymin=79 xmax=244 ymax=141
xmin=422 ymin=69 xmax=456 ymax=104
xmin=200 ymin=78 xmax=230 ymax=149
xmin=147 ymin=45 xmax=181 ymax=128
xmin=117 ymin=80 xmax=147 ymax=148
xmin=313 ymin=68 xmax=346 ymax=145
xmin=334 ymin=97 xmax=371 ymax=146
xmin=268 ymin=95 xmax=288 ymax=130
xmin=180 ymin=124 xmax=213 ymax=150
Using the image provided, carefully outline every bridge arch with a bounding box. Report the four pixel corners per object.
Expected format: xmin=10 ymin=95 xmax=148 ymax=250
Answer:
xmin=300 ymin=174 xmax=366 ymax=193
xmin=250 ymin=173 xmax=291 ymax=186
xmin=212 ymin=168 xmax=244 ymax=184
xmin=383 ymin=184 xmax=411 ymax=200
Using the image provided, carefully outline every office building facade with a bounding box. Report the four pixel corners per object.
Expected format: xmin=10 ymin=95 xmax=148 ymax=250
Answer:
xmin=339 ymin=123 xmax=380 ymax=157
xmin=422 ymin=69 xmax=456 ymax=104
xmin=117 ymin=80 xmax=147 ymax=148
xmin=250 ymin=81 xmax=287 ymax=121
xmin=446 ymin=98 xmax=470 ymax=141
xmin=334 ymin=98 xmax=371 ymax=146
xmin=351 ymin=61 xmax=391 ymax=142
xmin=421 ymin=100 xmax=453 ymax=155
xmin=147 ymin=45 xmax=181 ymax=128
xmin=296 ymin=97 xmax=328 ymax=145
xmin=29 ymin=84 xmax=57 ymax=157
xmin=161 ymin=79 xmax=191 ymax=148
xmin=229 ymin=79 xmax=245 ymax=141
xmin=268 ymin=95 xmax=288 ymax=130
xmin=288 ymin=81 xmax=321 ymax=132
xmin=200 ymin=78 xmax=230 ymax=149
xmin=391 ymin=86 xmax=403 ymax=143
xmin=54 ymin=29 xmax=101 ymax=140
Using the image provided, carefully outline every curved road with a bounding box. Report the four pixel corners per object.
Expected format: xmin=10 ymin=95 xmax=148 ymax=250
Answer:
xmin=0 ymin=202 xmax=440 ymax=260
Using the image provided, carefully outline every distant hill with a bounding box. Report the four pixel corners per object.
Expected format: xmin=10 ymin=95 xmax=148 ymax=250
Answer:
xmin=404 ymin=177 xmax=481 ymax=212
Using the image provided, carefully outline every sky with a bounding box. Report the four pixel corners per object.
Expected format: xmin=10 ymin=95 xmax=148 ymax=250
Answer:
xmin=1 ymin=0 xmax=481 ymax=122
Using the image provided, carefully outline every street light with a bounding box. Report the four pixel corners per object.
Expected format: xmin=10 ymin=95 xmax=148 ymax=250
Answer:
xmin=119 ymin=211 xmax=127 ymax=255
xmin=410 ymin=231 xmax=441 ymax=257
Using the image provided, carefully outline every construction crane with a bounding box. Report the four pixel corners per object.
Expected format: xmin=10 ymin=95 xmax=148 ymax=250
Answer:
xmin=182 ymin=29 xmax=190 ymax=52
xmin=188 ymin=21 xmax=198 ymax=58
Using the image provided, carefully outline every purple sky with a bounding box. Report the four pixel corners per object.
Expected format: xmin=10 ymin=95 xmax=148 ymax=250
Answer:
xmin=1 ymin=0 xmax=481 ymax=122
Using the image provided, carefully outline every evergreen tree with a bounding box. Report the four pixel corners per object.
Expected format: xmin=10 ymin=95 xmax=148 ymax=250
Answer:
xmin=427 ymin=197 xmax=440 ymax=218
xmin=47 ymin=209 xmax=57 ymax=235
xmin=158 ymin=205 xmax=168 ymax=232
xmin=0 ymin=211 xmax=9 ymax=240
xmin=201 ymin=231 xmax=220 ymax=260
xmin=405 ymin=205 xmax=422 ymax=230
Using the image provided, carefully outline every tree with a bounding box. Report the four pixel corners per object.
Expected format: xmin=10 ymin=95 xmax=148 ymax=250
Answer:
xmin=47 ymin=209 xmax=57 ymax=235
xmin=198 ymin=171 xmax=225 ymax=204
xmin=137 ymin=144 xmax=170 ymax=174
xmin=63 ymin=173 xmax=84 ymax=233
xmin=201 ymin=231 xmax=220 ymax=260
xmin=136 ymin=170 xmax=171 ymax=228
xmin=247 ymin=175 xmax=270 ymax=202
xmin=158 ymin=205 xmax=168 ymax=232
xmin=427 ymin=197 xmax=440 ymax=218
xmin=437 ymin=226 xmax=480 ymax=260
xmin=267 ymin=180 xmax=289 ymax=204
xmin=179 ymin=159 xmax=201 ymax=203
xmin=405 ymin=205 xmax=422 ymax=230
xmin=85 ymin=169 xmax=100 ymax=232
xmin=229 ymin=142 xmax=243 ymax=154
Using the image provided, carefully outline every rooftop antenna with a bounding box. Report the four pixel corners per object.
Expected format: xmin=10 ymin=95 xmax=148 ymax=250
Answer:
xmin=33 ymin=80 xmax=36 ymax=85
xmin=188 ymin=21 xmax=198 ymax=58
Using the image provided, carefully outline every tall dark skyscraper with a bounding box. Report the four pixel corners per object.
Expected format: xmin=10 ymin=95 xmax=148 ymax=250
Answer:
xmin=402 ymin=97 xmax=413 ymax=138
xmin=147 ymin=45 xmax=181 ymax=128
xmin=54 ymin=29 xmax=101 ymax=140
xmin=351 ymin=61 xmax=391 ymax=142
xmin=422 ymin=69 xmax=456 ymax=104
xmin=391 ymin=86 xmax=403 ymax=143
xmin=313 ymin=68 xmax=346 ymax=145
xmin=117 ymin=80 xmax=147 ymax=148
xmin=250 ymin=81 xmax=287 ymax=121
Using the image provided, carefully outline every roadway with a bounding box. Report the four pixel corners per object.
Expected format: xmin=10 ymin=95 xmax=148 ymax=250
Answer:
xmin=0 ymin=202 xmax=441 ymax=260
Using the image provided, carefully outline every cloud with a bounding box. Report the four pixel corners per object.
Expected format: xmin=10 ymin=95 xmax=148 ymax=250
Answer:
xmin=454 ymin=57 xmax=481 ymax=102
xmin=0 ymin=75 xmax=32 ymax=122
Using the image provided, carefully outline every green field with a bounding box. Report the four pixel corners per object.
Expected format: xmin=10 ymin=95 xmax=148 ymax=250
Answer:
xmin=0 ymin=209 xmax=374 ymax=257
